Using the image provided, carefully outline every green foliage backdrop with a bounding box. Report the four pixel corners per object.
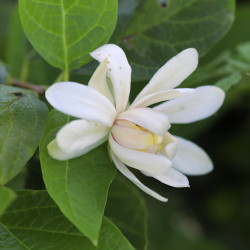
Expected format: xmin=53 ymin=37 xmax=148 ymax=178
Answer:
xmin=0 ymin=0 xmax=250 ymax=249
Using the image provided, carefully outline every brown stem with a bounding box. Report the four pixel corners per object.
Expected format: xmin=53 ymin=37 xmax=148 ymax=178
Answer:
xmin=9 ymin=78 xmax=47 ymax=95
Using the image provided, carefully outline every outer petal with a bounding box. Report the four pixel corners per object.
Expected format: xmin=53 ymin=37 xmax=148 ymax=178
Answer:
xmin=160 ymin=132 xmax=178 ymax=160
xmin=130 ymin=89 xmax=194 ymax=109
xmin=47 ymin=139 xmax=74 ymax=161
xmin=111 ymin=152 xmax=168 ymax=202
xmin=117 ymin=108 xmax=170 ymax=135
xmin=142 ymin=168 xmax=189 ymax=188
xmin=45 ymin=82 xmax=116 ymax=127
xmin=172 ymin=136 xmax=213 ymax=175
xmin=109 ymin=134 xmax=172 ymax=174
xmin=56 ymin=119 xmax=109 ymax=155
xmin=88 ymin=58 xmax=114 ymax=105
xmin=133 ymin=48 xmax=198 ymax=104
xmin=91 ymin=44 xmax=131 ymax=114
xmin=48 ymin=120 xmax=109 ymax=161
xmin=154 ymin=86 xmax=225 ymax=123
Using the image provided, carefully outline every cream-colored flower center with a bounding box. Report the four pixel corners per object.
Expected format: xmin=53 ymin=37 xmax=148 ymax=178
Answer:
xmin=111 ymin=119 xmax=163 ymax=154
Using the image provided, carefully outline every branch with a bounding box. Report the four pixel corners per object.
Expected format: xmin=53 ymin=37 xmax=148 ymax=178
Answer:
xmin=9 ymin=79 xmax=47 ymax=95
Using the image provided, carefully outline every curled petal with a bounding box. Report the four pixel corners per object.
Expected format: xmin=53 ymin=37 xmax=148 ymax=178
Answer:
xmin=111 ymin=152 xmax=168 ymax=202
xmin=88 ymin=59 xmax=114 ymax=105
xmin=109 ymin=134 xmax=172 ymax=175
xmin=130 ymin=88 xmax=194 ymax=109
xmin=91 ymin=44 xmax=131 ymax=114
xmin=48 ymin=139 xmax=74 ymax=161
xmin=172 ymin=136 xmax=213 ymax=175
xmin=57 ymin=119 xmax=109 ymax=155
xmin=48 ymin=120 xmax=109 ymax=161
xmin=134 ymin=48 xmax=198 ymax=104
xmin=117 ymin=108 xmax=170 ymax=135
xmin=154 ymin=86 xmax=225 ymax=123
xmin=46 ymin=82 xmax=116 ymax=127
xmin=142 ymin=168 xmax=189 ymax=188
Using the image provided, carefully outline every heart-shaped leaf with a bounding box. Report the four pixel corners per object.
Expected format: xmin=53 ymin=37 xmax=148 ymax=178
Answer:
xmin=19 ymin=0 xmax=118 ymax=71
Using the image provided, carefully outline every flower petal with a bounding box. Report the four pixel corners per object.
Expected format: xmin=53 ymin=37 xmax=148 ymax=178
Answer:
xmin=154 ymin=86 xmax=225 ymax=123
xmin=111 ymin=152 xmax=168 ymax=202
xmin=130 ymin=88 xmax=194 ymax=109
xmin=172 ymin=136 xmax=213 ymax=175
xmin=47 ymin=139 xmax=74 ymax=161
xmin=133 ymin=48 xmax=198 ymax=104
xmin=160 ymin=132 xmax=178 ymax=160
xmin=88 ymin=58 xmax=114 ymax=105
xmin=90 ymin=44 xmax=131 ymax=114
xmin=142 ymin=168 xmax=189 ymax=188
xmin=48 ymin=121 xmax=109 ymax=161
xmin=56 ymin=119 xmax=109 ymax=155
xmin=45 ymin=82 xmax=116 ymax=127
xmin=109 ymin=134 xmax=172 ymax=174
xmin=111 ymin=123 xmax=154 ymax=150
xmin=117 ymin=108 xmax=170 ymax=135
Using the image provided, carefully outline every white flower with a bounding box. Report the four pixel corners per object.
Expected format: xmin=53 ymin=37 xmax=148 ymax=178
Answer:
xmin=45 ymin=44 xmax=225 ymax=202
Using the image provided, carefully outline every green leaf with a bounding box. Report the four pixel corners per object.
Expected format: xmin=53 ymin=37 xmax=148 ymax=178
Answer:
xmin=106 ymin=174 xmax=148 ymax=250
xmin=0 ymin=0 xmax=15 ymax=59
xmin=6 ymin=5 xmax=28 ymax=79
xmin=216 ymin=73 xmax=242 ymax=92
xmin=40 ymin=110 xmax=116 ymax=246
xmin=182 ymin=41 xmax=250 ymax=92
xmin=0 ymin=85 xmax=48 ymax=185
xmin=0 ymin=187 xmax=16 ymax=217
xmin=19 ymin=0 xmax=118 ymax=72
xmin=0 ymin=61 xmax=8 ymax=84
xmin=0 ymin=190 xmax=134 ymax=249
xmin=5 ymin=4 xmax=61 ymax=85
xmin=114 ymin=0 xmax=235 ymax=81
xmin=110 ymin=0 xmax=140 ymax=42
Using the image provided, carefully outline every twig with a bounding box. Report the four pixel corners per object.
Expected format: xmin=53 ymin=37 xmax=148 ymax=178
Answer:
xmin=9 ymin=78 xmax=47 ymax=95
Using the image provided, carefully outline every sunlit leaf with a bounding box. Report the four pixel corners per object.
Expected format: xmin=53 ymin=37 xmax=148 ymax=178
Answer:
xmin=40 ymin=110 xmax=116 ymax=246
xmin=19 ymin=0 xmax=118 ymax=71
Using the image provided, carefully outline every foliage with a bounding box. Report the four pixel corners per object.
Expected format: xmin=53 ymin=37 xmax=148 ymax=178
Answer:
xmin=0 ymin=0 xmax=249 ymax=249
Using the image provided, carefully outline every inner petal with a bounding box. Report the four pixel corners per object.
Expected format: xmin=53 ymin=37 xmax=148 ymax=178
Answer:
xmin=111 ymin=119 xmax=163 ymax=153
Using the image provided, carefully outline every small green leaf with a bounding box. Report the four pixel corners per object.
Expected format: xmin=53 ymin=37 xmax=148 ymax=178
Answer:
xmin=0 ymin=187 xmax=16 ymax=217
xmin=115 ymin=0 xmax=235 ymax=81
xmin=216 ymin=73 xmax=242 ymax=92
xmin=40 ymin=110 xmax=116 ymax=246
xmin=106 ymin=174 xmax=148 ymax=250
xmin=19 ymin=0 xmax=118 ymax=72
xmin=0 ymin=85 xmax=48 ymax=185
xmin=0 ymin=190 xmax=134 ymax=249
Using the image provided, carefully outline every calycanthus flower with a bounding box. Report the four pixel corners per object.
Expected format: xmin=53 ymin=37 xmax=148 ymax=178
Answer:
xmin=45 ymin=44 xmax=225 ymax=202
